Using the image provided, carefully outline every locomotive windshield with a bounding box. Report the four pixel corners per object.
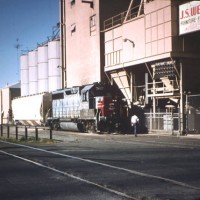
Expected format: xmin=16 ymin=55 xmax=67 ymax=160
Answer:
xmin=52 ymin=92 xmax=64 ymax=100
xmin=81 ymin=84 xmax=94 ymax=102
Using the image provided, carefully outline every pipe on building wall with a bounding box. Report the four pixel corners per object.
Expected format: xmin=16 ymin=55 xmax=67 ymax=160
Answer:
xmin=130 ymin=72 xmax=137 ymax=103
xmin=60 ymin=0 xmax=66 ymax=88
xmin=0 ymin=90 xmax=2 ymax=124
xmin=152 ymin=65 xmax=156 ymax=116
xmin=145 ymin=63 xmax=153 ymax=80
xmin=145 ymin=73 xmax=149 ymax=105
xmin=130 ymin=72 xmax=133 ymax=103
xmin=179 ymin=60 xmax=184 ymax=135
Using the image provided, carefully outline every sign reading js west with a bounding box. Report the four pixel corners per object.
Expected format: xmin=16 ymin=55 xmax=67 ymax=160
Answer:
xmin=179 ymin=1 xmax=200 ymax=35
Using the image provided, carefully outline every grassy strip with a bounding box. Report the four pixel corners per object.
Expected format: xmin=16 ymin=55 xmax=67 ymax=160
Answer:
xmin=0 ymin=136 xmax=58 ymax=144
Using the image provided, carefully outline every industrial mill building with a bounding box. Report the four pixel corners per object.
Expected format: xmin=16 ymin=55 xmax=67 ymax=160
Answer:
xmin=61 ymin=0 xmax=200 ymax=134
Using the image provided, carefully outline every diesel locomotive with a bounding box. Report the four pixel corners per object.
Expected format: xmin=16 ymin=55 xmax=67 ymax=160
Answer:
xmin=12 ymin=82 xmax=127 ymax=133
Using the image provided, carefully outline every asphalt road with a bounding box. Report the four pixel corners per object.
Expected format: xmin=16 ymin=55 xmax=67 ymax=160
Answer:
xmin=1 ymin=132 xmax=200 ymax=200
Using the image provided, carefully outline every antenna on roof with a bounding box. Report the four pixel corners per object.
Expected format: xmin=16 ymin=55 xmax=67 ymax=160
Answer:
xmin=14 ymin=38 xmax=22 ymax=81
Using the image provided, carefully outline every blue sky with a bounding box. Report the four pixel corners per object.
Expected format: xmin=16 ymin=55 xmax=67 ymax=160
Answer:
xmin=0 ymin=0 xmax=59 ymax=88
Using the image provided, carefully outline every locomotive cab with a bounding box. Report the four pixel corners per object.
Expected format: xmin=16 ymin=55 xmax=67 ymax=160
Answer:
xmin=80 ymin=83 xmax=120 ymax=133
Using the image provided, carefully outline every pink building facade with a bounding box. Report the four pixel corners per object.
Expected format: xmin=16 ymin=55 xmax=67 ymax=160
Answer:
xmin=63 ymin=0 xmax=131 ymax=87
xmin=62 ymin=0 xmax=200 ymax=133
xmin=104 ymin=0 xmax=200 ymax=133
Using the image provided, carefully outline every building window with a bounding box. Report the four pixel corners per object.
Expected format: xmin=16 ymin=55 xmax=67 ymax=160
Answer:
xmin=82 ymin=0 xmax=93 ymax=8
xmin=71 ymin=23 xmax=76 ymax=35
xmin=90 ymin=15 xmax=96 ymax=27
xmin=146 ymin=0 xmax=154 ymax=3
xmin=70 ymin=0 xmax=75 ymax=6
xmin=90 ymin=15 xmax=96 ymax=36
xmin=82 ymin=91 xmax=89 ymax=102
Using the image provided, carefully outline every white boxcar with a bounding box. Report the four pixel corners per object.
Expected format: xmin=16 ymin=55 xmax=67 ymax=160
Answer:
xmin=12 ymin=93 xmax=52 ymax=126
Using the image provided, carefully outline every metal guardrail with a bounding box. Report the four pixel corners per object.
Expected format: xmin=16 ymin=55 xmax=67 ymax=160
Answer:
xmin=147 ymin=80 xmax=179 ymax=97
xmin=0 ymin=124 xmax=53 ymax=141
xmin=104 ymin=5 xmax=143 ymax=30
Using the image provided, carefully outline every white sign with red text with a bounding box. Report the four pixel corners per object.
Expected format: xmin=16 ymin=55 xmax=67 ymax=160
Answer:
xmin=179 ymin=1 xmax=200 ymax=35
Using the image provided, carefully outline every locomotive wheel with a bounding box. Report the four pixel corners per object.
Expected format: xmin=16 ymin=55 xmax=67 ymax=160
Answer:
xmin=77 ymin=123 xmax=85 ymax=132
xmin=52 ymin=120 xmax=60 ymax=130
xmin=87 ymin=122 xmax=96 ymax=133
xmin=98 ymin=120 xmax=107 ymax=133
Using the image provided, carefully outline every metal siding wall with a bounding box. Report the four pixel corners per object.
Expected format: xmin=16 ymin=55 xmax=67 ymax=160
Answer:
xmin=38 ymin=45 xmax=49 ymax=93
xmin=20 ymin=54 xmax=29 ymax=96
xmin=28 ymin=50 xmax=38 ymax=95
xmin=48 ymin=40 xmax=61 ymax=92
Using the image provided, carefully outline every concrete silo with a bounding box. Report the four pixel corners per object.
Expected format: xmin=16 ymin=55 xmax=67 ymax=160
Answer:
xmin=28 ymin=50 xmax=38 ymax=95
xmin=37 ymin=45 xmax=49 ymax=93
xmin=20 ymin=54 xmax=29 ymax=96
xmin=48 ymin=40 xmax=61 ymax=92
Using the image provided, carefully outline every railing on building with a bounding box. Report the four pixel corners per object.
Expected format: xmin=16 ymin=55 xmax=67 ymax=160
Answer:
xmin=104 ymin=5 xmax=144 ymax=30
xmin=145 ymin=112 xmax=179 ymax=134
xmin=105 ymin=50 xmax=122 ymax=68
xmin=147 ymin=80 xmax=179 ymax=97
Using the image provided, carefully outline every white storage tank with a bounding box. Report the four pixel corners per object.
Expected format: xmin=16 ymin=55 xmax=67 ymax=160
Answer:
xmin=38 ymin=45 xmax=49 ymax=93
xmin=48 ymin=40 xmax=61 ymax=92
xmin=28 ymin=50 xmax=38 ymax=95
xmin=20 ymin=54 xmax=29 ymax=96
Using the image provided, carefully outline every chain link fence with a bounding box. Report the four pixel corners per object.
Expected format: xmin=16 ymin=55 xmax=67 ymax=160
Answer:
xmin=187 ymin=94 xmax=200 ymax=133
xmin=145 ymin=112 xmax=179 ymax=134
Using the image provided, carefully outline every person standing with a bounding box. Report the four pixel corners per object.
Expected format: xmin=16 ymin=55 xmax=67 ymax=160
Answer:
xmin=131 ymin=114 xmax=139 ymax=136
